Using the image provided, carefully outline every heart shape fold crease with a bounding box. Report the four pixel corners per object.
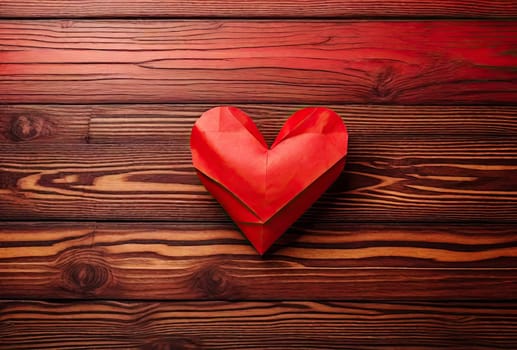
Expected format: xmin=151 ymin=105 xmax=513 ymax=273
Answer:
xmin=191 ymin=106 xmax=348 ymax=254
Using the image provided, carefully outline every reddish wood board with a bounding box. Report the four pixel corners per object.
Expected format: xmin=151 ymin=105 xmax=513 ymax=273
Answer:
xmin=0 ymin=21 xmax=516 ymax=104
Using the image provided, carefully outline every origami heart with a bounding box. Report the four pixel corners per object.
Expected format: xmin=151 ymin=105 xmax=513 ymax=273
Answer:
xmin=191 ymin=106 xmax=348 ymax=254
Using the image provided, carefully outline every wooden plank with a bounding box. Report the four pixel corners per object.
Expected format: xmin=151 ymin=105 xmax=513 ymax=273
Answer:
xmin=1 ymin=104 xmax=516 ymax=144
xmin=0 ymin=139 xmax=515 ymax=222
xmin=1 ymin=0 xmax=517 ymax=19
xmin=1 ymin=21 xmax=516 ymax=104
xmin=0 ymin=222 xmax=515 ymax=300
xmin=0 ymin=105 xmax=90 ymax=143
xmin=1 ymin=300 xmax=516 ymax=349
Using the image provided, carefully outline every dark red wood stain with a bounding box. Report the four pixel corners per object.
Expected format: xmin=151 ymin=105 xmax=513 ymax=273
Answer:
xmin=0 ymin=2 xmax=516 ymax=349
xmin=0 ymin=21 xmax=516 ymax=104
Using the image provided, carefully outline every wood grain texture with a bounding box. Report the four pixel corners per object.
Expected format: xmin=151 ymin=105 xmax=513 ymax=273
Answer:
xmin=1 ymin=2 xmax=516 ymax=349
xmin=1 ymin=301 xmax=516 ymax=350
xmin=1 ymin=104 xmax=517 ymax=144
xmin=0 ymin=222 xmax=516 ymax=300
xmin=0 ymin=139 xmax=515 ymax=222
xmin=1 ymin=21 xmax=516 ymax=104
xmin=1 ymin=0 xmax=517 ymax=19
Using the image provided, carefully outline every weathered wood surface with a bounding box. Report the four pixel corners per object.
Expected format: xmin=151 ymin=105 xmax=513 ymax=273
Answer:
xmin=1 ymin=300 xmax=516 ymax=349
xmin=2 ymin=0 xmax=517 ymax=18
xmin=1 ymin=104 xmax=516 ymax=144
xmin=1 ymin=21 xmax=516 ymax=104
xmin=0 ymin=139 xmax=515 ymax=222
xmin=0 ymin=222 xmax=515 ymax=299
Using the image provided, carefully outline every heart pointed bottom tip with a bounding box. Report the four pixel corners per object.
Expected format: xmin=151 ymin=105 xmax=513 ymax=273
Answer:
xmin=235 ymin=157 xmax=346 ymax=255
xmin=191 ymin=106 xmax=348 ymax=255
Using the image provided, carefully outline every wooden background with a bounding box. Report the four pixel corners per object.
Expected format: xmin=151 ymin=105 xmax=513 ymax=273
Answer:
xmin=1 ymin=1 xmax=517 ymax=349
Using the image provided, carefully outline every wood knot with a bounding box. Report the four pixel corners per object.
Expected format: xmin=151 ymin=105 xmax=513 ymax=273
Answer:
xmin=58 ymin=250 xmax=115 ymax=296
xmin=8 ymin=115 xmax=53 ymax=141
xmin=66 ymin=262 xmax=110 ymax=292
xmin=371 ymin=67 xmax=398 ymax=102
xmin=192 ymin=263 xmax=239 ymax=299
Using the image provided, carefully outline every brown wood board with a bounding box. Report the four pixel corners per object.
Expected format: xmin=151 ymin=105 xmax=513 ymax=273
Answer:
xmin=1 ymin=104 xmax=516 ymax=144
xmin=0 ymin=139 xmax=515 ymax=222
xmin=0 ymin=222 xmax=515 ymax=300
xmin=1 ymin=300 xmax=516 ymax=349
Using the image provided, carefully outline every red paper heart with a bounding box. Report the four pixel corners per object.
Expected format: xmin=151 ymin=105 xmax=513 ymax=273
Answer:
xmin=191 ymin=106 xmax=348 ymax=254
